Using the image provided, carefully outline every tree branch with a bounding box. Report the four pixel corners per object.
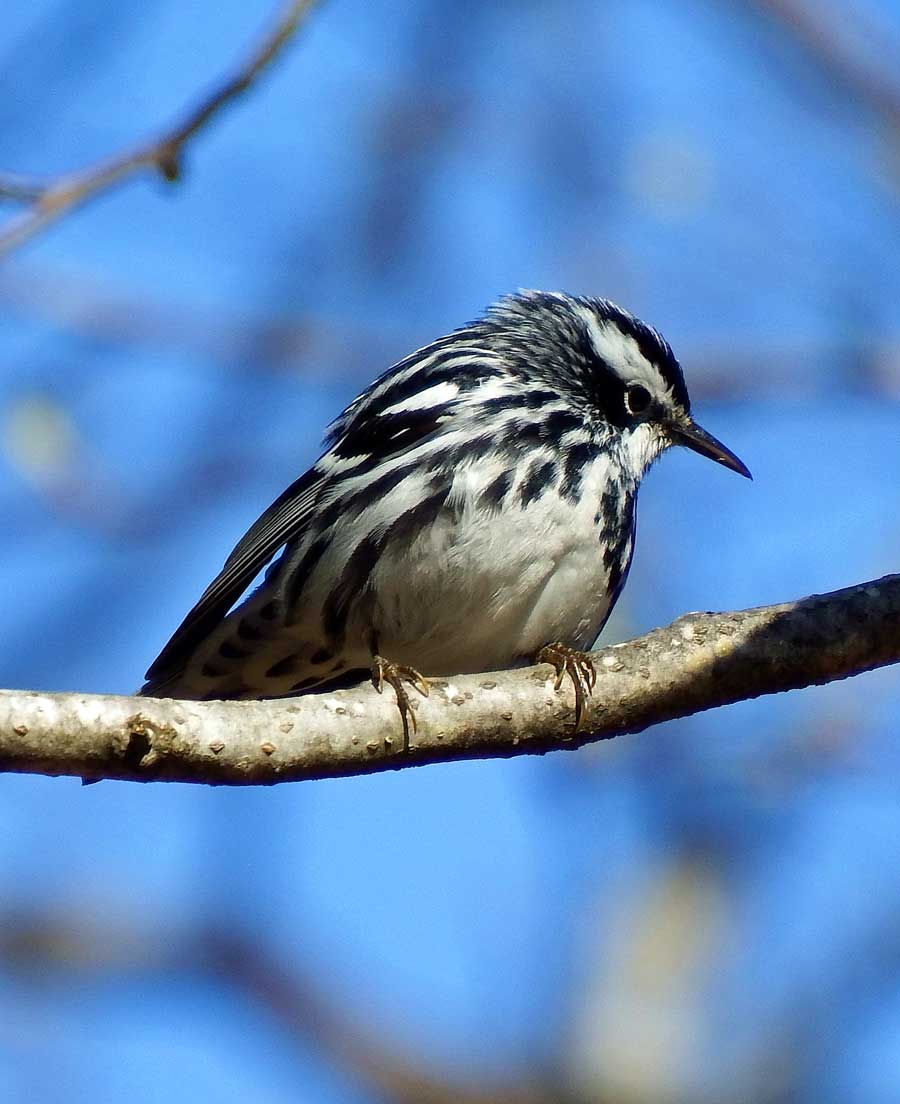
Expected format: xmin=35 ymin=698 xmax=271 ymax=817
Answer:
xmin=1 ymin=575 xmax=898 ymax=785
xmin=0 ymin=0 xmax=320 ymax=257
xmin=745 ymin=0 xmax=900 ymax=133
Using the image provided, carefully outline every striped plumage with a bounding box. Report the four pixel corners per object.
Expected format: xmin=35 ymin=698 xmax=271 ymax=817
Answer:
xmin=142 ymin=291 xmax=749 ymax=712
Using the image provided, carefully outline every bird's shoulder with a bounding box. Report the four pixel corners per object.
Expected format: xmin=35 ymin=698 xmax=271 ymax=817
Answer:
xmin=322 ymin=331 xmax=521 ymax=461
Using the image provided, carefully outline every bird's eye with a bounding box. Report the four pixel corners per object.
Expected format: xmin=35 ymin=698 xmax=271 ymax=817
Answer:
xmin=626 ymin=384 xmax=652 ymax=415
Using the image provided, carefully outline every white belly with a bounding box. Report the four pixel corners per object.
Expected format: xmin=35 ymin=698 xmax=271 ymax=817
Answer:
xmin=363 ymin=454 xmax=632 ymax=674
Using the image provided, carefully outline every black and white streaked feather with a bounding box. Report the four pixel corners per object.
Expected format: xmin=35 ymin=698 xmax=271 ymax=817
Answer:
xmin=142 ymin=291 xmax=749 ymax=701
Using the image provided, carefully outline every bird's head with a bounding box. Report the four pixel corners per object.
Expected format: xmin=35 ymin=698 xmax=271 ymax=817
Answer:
xmin=485 ymin=291 xmax=752 ymax=482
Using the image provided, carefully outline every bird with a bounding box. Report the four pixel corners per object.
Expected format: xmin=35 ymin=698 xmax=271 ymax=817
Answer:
xmin=141 ymin=291 xmax=750 ymax=738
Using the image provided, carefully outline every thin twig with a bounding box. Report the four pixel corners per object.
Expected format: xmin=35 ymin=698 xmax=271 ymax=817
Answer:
xmin=0 ymin=575 xmax=898 ymax=785
xmin=0 ymin=0 xmax=320 ymax=257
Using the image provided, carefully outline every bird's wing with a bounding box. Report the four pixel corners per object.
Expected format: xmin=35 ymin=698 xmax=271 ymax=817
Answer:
xmin=142 ymin=396 xmax=453 ymax=688
xmin=144 ymin=341 xmax=491 ymax=690
xmin=143 ymin=465 xmax=324 ymax=685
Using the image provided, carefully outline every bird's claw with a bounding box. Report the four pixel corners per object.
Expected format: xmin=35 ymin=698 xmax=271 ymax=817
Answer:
xmin=371 ymin=655 xmax=429 ymax=747
xmin=537 ymin=642 xmax=596 ymax=732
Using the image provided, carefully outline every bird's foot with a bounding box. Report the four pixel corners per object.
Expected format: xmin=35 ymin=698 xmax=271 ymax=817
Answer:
xmin=371 ymin=655 xmax=429 ymax=748
xmin=537 ymin=642 xmax=596 ymax=732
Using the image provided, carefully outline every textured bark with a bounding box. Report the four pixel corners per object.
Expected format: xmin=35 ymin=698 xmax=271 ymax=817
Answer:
xmin=1 ymin=575 xmax=898 ymax=785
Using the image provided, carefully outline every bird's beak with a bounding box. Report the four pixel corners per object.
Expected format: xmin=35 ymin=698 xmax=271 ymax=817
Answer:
xmin=671 ymin=420 xmax=752 ymax=479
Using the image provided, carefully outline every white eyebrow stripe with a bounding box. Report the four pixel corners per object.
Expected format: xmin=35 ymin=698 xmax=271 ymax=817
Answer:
xmin=576 ymin=306 xmax=671 ymax=396
xmin=380 ymin=379 xmax=460 ymax=415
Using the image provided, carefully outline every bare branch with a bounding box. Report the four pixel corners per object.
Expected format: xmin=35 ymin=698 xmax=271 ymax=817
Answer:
xmin=0 ymin=0 xmax=320 ymax=257
xmin=0 ymin=174 xmax=48 ymax=202
xmin=0 ymin=910 xmax=576 ymax=1104
xmin=6 ymin=262 xmax=900 ymax=400
xmin=745 ymin=0 xmax=900 ymax=131
xmin=1 ymin=575 xmax=898 ymax=785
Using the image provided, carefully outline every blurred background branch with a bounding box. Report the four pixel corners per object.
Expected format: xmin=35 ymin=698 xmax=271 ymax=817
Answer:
xmin=747 ymin=0 xmax=900 ymax=130
xmin=1 ymin=908 xmax=578 ymax=1104
xmin=5 ymin=261 xmax=900 ymax=398
xmin=0 ymin=0 xmax=320 ymax=257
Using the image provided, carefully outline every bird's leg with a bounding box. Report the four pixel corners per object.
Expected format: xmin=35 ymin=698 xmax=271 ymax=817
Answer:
xmin=371 ymin=654 xmax=430 ymax=748
xmin=536 ymin=642 xmax=597 ymax=732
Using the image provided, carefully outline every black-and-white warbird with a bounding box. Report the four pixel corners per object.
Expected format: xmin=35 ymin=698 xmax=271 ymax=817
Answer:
xmin=142 ymin=291 xmax=750 ymax=736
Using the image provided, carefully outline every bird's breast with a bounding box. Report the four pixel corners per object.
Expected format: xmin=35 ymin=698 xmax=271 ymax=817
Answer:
xmin=364 ymin=451 xmax=637 ymax=673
